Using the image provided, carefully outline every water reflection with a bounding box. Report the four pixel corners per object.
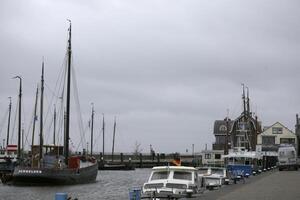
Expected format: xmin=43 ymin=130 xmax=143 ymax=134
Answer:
xmin=0 ymin=169 xmax=151 ymax=200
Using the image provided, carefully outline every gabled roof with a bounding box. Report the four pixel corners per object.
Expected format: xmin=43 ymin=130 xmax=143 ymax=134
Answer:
xmin=261 ymin=121 xmax=295 ymax=135
xmin=229 ymin=113 xmax=259 ymax=135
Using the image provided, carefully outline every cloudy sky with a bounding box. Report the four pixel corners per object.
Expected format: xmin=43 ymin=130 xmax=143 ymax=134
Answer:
xmin=0 ymin=0 xmax=299 ymax=154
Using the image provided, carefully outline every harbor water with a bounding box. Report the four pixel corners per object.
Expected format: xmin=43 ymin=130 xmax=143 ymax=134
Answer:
xmin=0 ymin=169 xmax=151 ymax=200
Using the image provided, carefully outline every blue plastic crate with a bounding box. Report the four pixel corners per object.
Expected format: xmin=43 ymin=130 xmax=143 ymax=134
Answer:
xmin=55 ymin=193 xmax=68 ymax=200
xmin=129 ymin=187 xmax=141 ymax=200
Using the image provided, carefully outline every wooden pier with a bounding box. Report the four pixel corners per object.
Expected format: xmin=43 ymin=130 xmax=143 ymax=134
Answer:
xmin=90 ymin=152 xmax=201 ymax=168
xmin=198 ymin=170 xmax=300 ymax=200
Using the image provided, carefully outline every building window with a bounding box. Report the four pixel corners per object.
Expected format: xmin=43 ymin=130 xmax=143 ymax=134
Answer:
xmin=215 ymin=154 xmax=221 ymax=159
xmin=204 ymin=154 xmax=211 ymax=159
xmin=280 ymin=138 xmax=295 ymax=144
xmin=219 ymin=125 xmax=227 ymax=132
xmin=238 ymin=122 xmax=249 ymax=131
xmin=262 ymin=136 xmax=275 ymax=145
xmin=272 ymin=127 xmax=283 ymax=134
xmin=216 ymin=136 xmax=225 ymax=144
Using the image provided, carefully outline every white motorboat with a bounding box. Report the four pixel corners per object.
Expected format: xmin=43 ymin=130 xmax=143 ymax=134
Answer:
xmin=142 ymin=166 xmax=204 ymax=198
xmin=198 ymin=167 xmax=229 ymax=189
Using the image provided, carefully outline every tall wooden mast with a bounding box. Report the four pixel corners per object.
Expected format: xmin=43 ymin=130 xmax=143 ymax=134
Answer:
xmin=6 ymin=97 xmax=12 ymax=147
xmin=39 ymin=62 xmax=44 ymax=165
xmin=31 ymin=86 xmax=39 ymax=166
xmin=32 ymin=86 xmax=38 ymax=146
xmin=65 ymin=20 xmax=72 ymax=165
xmin=13 ymin=76 xmax=22 ymax=160
xmin=31 ymin=85 xmax=39 ymax=167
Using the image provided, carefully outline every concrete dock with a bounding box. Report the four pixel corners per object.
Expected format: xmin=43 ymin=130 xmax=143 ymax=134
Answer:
xmin=196 ymin=170 xmax=300 ymax=200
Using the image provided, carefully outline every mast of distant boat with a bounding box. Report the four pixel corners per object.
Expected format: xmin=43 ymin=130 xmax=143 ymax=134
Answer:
xmin=90 ymin=104 xmax=94 ymax=157
xmin=6 ymin=97 xmax=12 ymax=147
xmin=53 ymin=106 xmax=56 ymax=145
xmin=102 ymin=114 xmax=105 ymax=158
xmin=111 ymin=116 xmax=116 ymax=162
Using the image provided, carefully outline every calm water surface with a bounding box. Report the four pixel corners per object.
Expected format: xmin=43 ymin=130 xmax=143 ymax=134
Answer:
xmin=0 ymin=169 xmax=151 ymax=200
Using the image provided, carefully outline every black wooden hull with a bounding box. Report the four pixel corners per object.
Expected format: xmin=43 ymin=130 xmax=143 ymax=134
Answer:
xmin=0 ymin=159 xmax=17 ymax=183
xmin=0 ymin=161 xmax=16 ymax=173
xmin=12 ymin=162 xmax=98 ymax=186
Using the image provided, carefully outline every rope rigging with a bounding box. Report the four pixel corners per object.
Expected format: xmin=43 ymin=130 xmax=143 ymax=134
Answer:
xmin=71 ymin=56 xmax=87 ymax=151
xmin=29 ymin=57 xmax=67 ymax=147
xmin=0 ymin=107 xmax=9 ymax=142
xmin=75 ymin=119 xmax=90 ymax=152
xmin=28 ymin=49 xmax=88 ymax=152
xmin=23 ymin=94 xmax=37 ymax=150
xmin=10 ymin=95 xmax=19 ymax=144
xmin=17 ymin=36 xmax=89 ymax=153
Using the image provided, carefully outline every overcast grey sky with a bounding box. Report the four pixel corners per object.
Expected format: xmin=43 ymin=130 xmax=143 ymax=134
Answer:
xmin=0 ymin=0 xmax=299 ymax=154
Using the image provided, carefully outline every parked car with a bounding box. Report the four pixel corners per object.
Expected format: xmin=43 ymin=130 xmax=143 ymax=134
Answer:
xmin=278 ymin=144 xmax=298 ymax=171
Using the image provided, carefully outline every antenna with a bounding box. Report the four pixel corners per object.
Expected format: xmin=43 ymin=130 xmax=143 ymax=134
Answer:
xmin=226 ymin=108 xmax=229 ymax=119
xmin=241 ymin=83 xmax=246 ymax=117
xmin=246 ymin=86 xmax=250 ymax=116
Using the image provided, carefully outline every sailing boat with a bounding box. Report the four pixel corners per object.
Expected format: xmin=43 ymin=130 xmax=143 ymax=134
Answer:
xmin=0 ymin=75 xmax=23 ymax=183
xmin=0 ymin=97 xmax=18 ymax=183
xmin=98 ymin=117 xmax=134 ymax=170
xmin=11 ymin=22 xmax=98 ymax=185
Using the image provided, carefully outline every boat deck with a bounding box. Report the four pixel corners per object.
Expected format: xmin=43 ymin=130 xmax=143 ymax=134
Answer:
xmin=80 ymin=160 xmax=96 ymax=168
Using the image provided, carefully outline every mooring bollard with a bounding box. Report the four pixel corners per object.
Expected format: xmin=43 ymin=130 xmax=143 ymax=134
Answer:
xmin=139 ymin=153 xmax=143 ymax=168
xmin=121 ymin=153 xmax=124 ymax=163
xmin=55 ymin=193 xmax=68 ymax=200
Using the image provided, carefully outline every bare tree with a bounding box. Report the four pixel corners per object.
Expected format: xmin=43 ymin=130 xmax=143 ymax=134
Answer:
xmin=133 ymin=141 xmax=143 ymax=157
